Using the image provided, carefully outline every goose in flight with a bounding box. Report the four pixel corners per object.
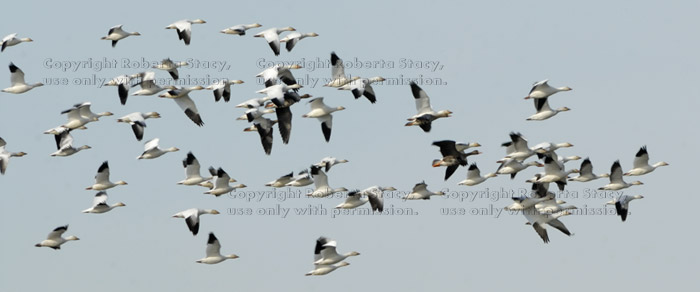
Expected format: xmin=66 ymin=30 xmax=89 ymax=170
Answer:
xmin=606 ymin=195 xmax=644 ymax=222
xmin=152 ymin=58 xmax=188 ymax=80
xmin=308 ymin=165 xmax=347 ymax=197
xmin=137 ymin=138 xmax=179 ymax=159
xmin=0 ymin=137 xmax=27 ymax=175
xmin=244 ymin=116 xmax=274 ymax=155
xmin=196 ymin=166 xmax=239 ymax=190
xmin=166 ymin=19 xmax=206 ymax=45
xmin=204 ymin=167 xmax=247 ymax=196
xmin=302 ymin=97 xmax=345 ymax=142
xmin=265 ymin=92 xmax=311 ymax=144
xmin=1 ymin=33 xmax=32 ymax=52
xmin=50 ymin=129 xmax=91 ymax=157
xmin=265 ymin=172 xmax=294 ymax=187
xmin=313 ymin=237 xmax=360 ymax=265
xmin=253 ymin=27 xmax=296 ymax=56
xmin=177 ymin=152 xmax=212 ymax=185
xmin=568 ymin=158 xmax=609 ymax=182
xmin=335 ymin=190 xmax=368 ymax=209
xmin=280 ymin=31 xmax=318 ymax=52
xmin=522 ymin=207 xmax=573 ymax=243
xmin=624 ymin=146 xmax=669 ymax=176
xmin=504 ymin=191 xmax=555 ymax=211
xmin=256 ymin=84 xmax=302 ymax=107
xmin=104 ymin=74 xmax=139 ymax=105
xmin=34 ymin=225 xmax=79 ymax=250
xmin=236 ymin=107 xmax=275 ymax=122
xmin=206 ymin=79 xmax=244 ymax=102
xmin=116 ymin=112 xmax=161 ymax=141
xmin=2 ymin=63 xmax=43 ymax=94
xmin=257 ymin=64 xmax=302 ymax=88
xmin=85 ymin=161 xmax=127 ymax=191
xmin=237 ymin=97 xmax=272 ymax=109
xmin=403 ymin=181 xmax=445 ymax=200
xmin=524 ymin=79 xmax=572 ymax=99
xmin=360 ymin=186 xmax=395 ymax=212
xmin=405 ymin=82 xmax=452 ymax=132
xmin=101 ymin=24 xmax=140 ymax=47
xmin=324 ymin=52 xmax=359 ymax=87
xmin=338 ymin=76 xmax=385 ymax=104
xmin=598 ymin=160 xmax=643 ymax=190
xmin=159 ymin=86 xmax=205 ymax=126
xmin=432 ymin=140 xmax=481 ymax=180
xmin=527 ymin=155 xmax=579 ymax=191
xmin=220 ymin=23 xmax=262 ymax=35
xmin=496 ymin=158 xmax=543 ymax=179
xmin=131 ymin=71 xmax=169 ymax=96
xmin=458 ymin=163 xmax=497 ymax=186
xmin=526 ymin=97 xmax=570 ymax=121
xmin=306 ymin=237 xmax=352 ymax=276
xmin=172 ymin=208 xmax=219 ymax=236
xmin=60 ymin=102 xmax=113 ymax=129
xmin=313 ymin=157 xmax=349 ymax=172
xmin=502 ymin=132 xmax=538 ymax=161
xmin=82 ymin=191 xmax=125 ymax=213
xmin=285 ymin=169 xmax=313 ymax=187
xmin=196 ymin=233 xmax=239 ymax=264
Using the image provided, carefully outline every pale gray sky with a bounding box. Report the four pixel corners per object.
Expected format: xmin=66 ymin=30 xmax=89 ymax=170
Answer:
xmin=1 ymin=0 xmax=698 ymax=291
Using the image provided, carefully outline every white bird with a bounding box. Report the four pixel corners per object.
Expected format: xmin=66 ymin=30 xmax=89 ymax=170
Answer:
xmin=313 ymin=237 xmax=360 ymax=265
xmin=0 ymin=136 xmax=27 ymax=175
xmin=104 ymin=74 xmax=139 ymax=105
xmin=432 ymin=140 xmax=481 ymax=181
xmin=458 ymin=163 xmax=497 ymax=186
xmin=504 ymin=191 xmax=555 ymax=211
xmin=308 ymin=165 xmax=347 ymax=198
xmin=285 ymin=170 xmax=313 ymax=187
xmin=256 ymin=84 xmax=302 ymax=106
xmin=206 ymin=79 xmax=244 ymax=102
xmin=131 ymin=71 xmax=168 ymax=96
xmin=245 ymin=116 xmax=274 ymax=155
xmin=236 ymin=97 xmax=272 ymax=109
xmin=1 ymin=33 xmax=32 ymax=52
xmin=528 ymin=155 xmax=579 ymax=191
xmin=152 ymin=58 xmax=188 ymax=80
xmin=279 ymin=31 xmax=318 ymax=52
xmin=34 ymin=225 xmax=79 ymax=250
xmin=302 ymin=97 xmax=346 ymax=142
xmin=568 ymin=158 xmax=609 ymax=182
xmin=606 ymin=195 xmax=644 ymax=222
xmin=50 ymin=129 xmax=91 ymax=157
xmin=196 ymin=233 xmax=239 ymax=264
xmin=137 ymin=138 xmax=179 ymax=159
xmin=116 ymin=111 xmax=161 ymax=141
xmin=220 ymin=23 xmax=262 ymax=35
xmin=624 ymin=146 xmax=669 ymax=176
xmin=338 ymin=76 xmax=385 ymax=104
xmin=265 ymin=172 xmax=295 ymax=187
xmin=172 ymin=208 xmax=219 ymax=236
xmin=526 ymin=97 xmax=570 ymax=121
xmin=522 ymin=207 xmax=573 ymax=243
xmin=64 ymin=101 xmax=113 ymax=124
xmin=178 ymin=152 xmax=212 ymax=186
xmin=324 ymin=52 xmax=359 ymax=87
xmin=253 ymin=27 xmax=296 ymax=56
xmin=314 ymin=157 xmax=349 ymax=172
xmin=204 ymin=167 xmax=247 ymax=196
xmin=403 ymin=181 xmax=445 ymax=200
xmin=237 ymin=107 xmax=275 ymax=122
xmin=82 ymin=191 xmax=125 ymax=213
xmin=85 ymin=161 xmax=127 ymax=191
xmin=405 ymin=82 xmax=452 ymax=132
xmin=503 ymin=132 xmax=537 ymax=161
xmin=496 ymin=158 xmax=543 ymax=179
xmin=2 ymin=63 xmax=43 ymax=94
xmin=257 ymin=64 xmax=302 ymax=87
xmin=159 ymin=86 xmax=205 ymax=126
xmin=306 ymin=237 xmax=351 ymax=276
xmin=165 ymin=19 xmax=206 ymax=45
xmin=100 ymin=24 xmax=140 ymax=47
xmin=358 ymin=186 xmax=395 ymax=212
xmin=335 ymin=190 xmax=367 ymax=209
xmin=524 ymin=79 xmax=572 ymax=99
xmin=598 ymin=160 xmax=643 ymax=190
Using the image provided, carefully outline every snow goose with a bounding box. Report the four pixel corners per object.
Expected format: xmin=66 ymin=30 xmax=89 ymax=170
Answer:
xmin=522 ymin=207 xmax=573 ymax=243
xmin=496 ymin=158 xmax=543 ymax=179
xmin=265 ymin=172 xmax=294 ymax=187
xmin=236 ymin=107 xmax=275 ymax=122
xmin=285 ymin=169 xmax=313 ymax=187
xmin=166 ymin=19 xmax=206 ymax=45
xmin=131 ymin=71 xmax=168 ymax=96
xmin=280 ymin=31 xmax=318 ymax=52
xmin=338 ymin=76 xmax=385 ymax=104
xmin=206 ymin=79 xmax=244 ymax=102
xmin=536 ymin=199 xmax=577 ymax=215
xmin=302 ymin=97 xmax=346 ymax=142
xmin=177 ymin=152 xmax=212 ymax=185
xmin=204 ymin=167 xmax=247 ymax=196
xmin=2 ymin=63 xmax=43 ymax=94
xmin=1 ymin=33 xmax=32 ymax=52
xmin=220 ymin=23 xmax=262 ymax=35
xmin=314 ymin=157 xmax=349 ymax=172
xmin=568 ymin=158 xmax=609 ymax=182
xmin=237 ymin=97 xmax=272 ymax=109
xmin=50 ymin=129 xmax=91 ymax=157
xmin=335 ymin=190 xmax=367 ymax=209
xmin=159 ymin=86 xmax=205 ymax=126
xmin=197 ymin=233 xmax=239 ymax=264
xmin=104 ymin=74 xmax=139 ymax=105
xmin=606 ymin=195 xmax=644 ymax=222
xmin=257 ymin=64 xmax=302 ymax=87
xmin=532 ymin=142 xmax=574 ymax=154
xmin=137 ymin=138 xmax=179 ymax=159
xmin=245 ymin=116 xmax=274 ymax=155
xmin=524 ymin=79 xmax=572 ymax=99
xmin=82 ymin=191 xmax=125 ymax=213
xmin=526 ymin=97 xmax=570 ymax=121
xmin=85 ymin=161 xmax=127 ymax=191
xmin=308 ymin=165 xmax=347 ymax=197
xmin=100 ymin=24 xmax=140 ymax=47
xmin=257 ymin=84 xmax=302 ymax=103
xmin=458 ymin=163 xmax=497 ymax=186
xmin=324 ymin=52 xmax=359 ymax=87
xmin=306 ymin=262 xmax=350 ymax=276
xmin=197 ymin=167 xmax=238 ymax=189
xmin=44 ymin=103 xmax=98 ymax=132
xmin=432 ymin=140 xmax=481 ymax=180
xmin=528 ymin=155 xmax=579 ymax=191
xmin=624 ymin=146 xmax=669 ymax=176
xmin=71 ymin=101 xmax=113 ymax=122
xmin=265 ymin=92 xmax=311 ymax=144
xmin=116 ymin=111 xmax=161 ymax=141
xmin=504 ymin=187 xmax=555 ymax=211
xmin=0 ymin=137 xmax=27 ymax=175
xmin=253 ymin=27 xmax=296 ymax=56
xmin=598 ymin=160 xmax=643 ymax=190
xmin=405 ymin=82 xmax=452 ymax=132
xmin=243 ymin=120 xmax=278 ymax=132
xmin=360 ymin=186 xmax=395 ymax=212
xmin=313 ymin=237 xmax=360 ymax=265
xmin=503 ymin=132 xmax=537 ymax=161
xmin=34 ymin=225 xmax=79 ymax=249
xmin=403 ymin=181 xmax=444 ymax=200
xmin=152 ymin=58 xmax=188 ymax=80
xmin=172 ymin=208 xmax=219 ymax=236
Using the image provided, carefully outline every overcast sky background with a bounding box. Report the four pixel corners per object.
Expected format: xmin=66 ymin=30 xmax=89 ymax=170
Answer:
xmin=1 ymin=0 xmax=698 ymax=291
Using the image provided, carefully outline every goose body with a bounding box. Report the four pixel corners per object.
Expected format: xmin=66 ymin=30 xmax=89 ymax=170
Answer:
xmin=359 ymin=186 xmax=394 ymax=212
xmin=405 ymin=82 xmax=452 ymax=132
xmin=220 ymin=23 xmax=262 ymax=35
xmin=101 ymin=25 xmax=140 ymax=47
xmin=313 ymin=237 xmax=360 ymax=265
xmin=568 ymin=158 xmax=609 ymax=182
xmin=305 ymin=262 xmax=350 ymax=276
xmin=116 ymin=111 xmax=161 ymax=141
xmin=496 ymin=159 xmax=543 ymax=179
xmin=285 ymin=170 xmax=313 ymax=187
xmin=338 ymin=76 xmax=385 ymax=104
xmin=85 ymin=161 xmax=127 ymax=191
xmin=503 ymin=132 xmax=537 ymax=161
xmin=2 ymin=63 xmax=43 ymax=94
xmin=302 ymin=97 xmax=345 ymax=142
xmin=82 ymin=191 xmax=125 ymax=213
xmin=172 ymin=208 xmax=219 ymax=236
xmin=245 ymin=116 xmax=274 ymax=155
xmin=524 ymin=79 xmax=572 ymax=99
xmin=131 ymin=71 xmax=168 ymax=96
xmin=606 ymin=195 xmax=644 ymax=222
xmin=403 ymin=181 xmax=444 ymax=200
xmin=0 ymin=137 xmax=27 ymax=175
xmin=257 ymin=64 xmax=301 ymax=87
xmin=204 ymin=167 xmax=246 ymax=196
xmin=265 ymin=92 xmax=310 ymax=144
xmin=522 ymin=207 xmax=573 ymax=243
xmin=253 ymin=27 xmax=296 ymax=56
xmin=137 ymin=138 xmax=179 ymax=159
xmin=308 ymin=165 xmax=347 ymax=197
xmin=196 ymin=233 xmax=239 ymax=264
xmin=335 ymin=190 xmax=368 ymax=209
xmin=598 ymin=160 xmax=643 ymax=190
xmin=314 ymin=157 xmax=349 ymax=172
xmin=526 ymin=97 xmax=570 ymax=120
xmin=166 ymin=19 xmax=206 ymax=45
xmin=178 ymin=152 xmax=212 ymax=185
xmin=104 ymin=74 xmax=139 ymax=105
xmin=1 ymin=33 xmax=33 ymax=52
xmin=152 ymin=58 xmax=188 ymax=80
xmin=35 ymin=225 xmax=79 ymax=249
xmin=206 ymin=79 xmax=244 ymax=102
xmin=458 ymin=163 xmax=497 ymax=186
xmin=265 ymin=172 xmax=294 ymax=187
xmin=159 ymin=86 xmax=205 ymax=126
xmin=529 ymin=155 xmax=579 ymax=191
xmin=432 ymin=140 xmax=481 ymax=180
xmin=324 ymin=52 xmax=359 ymax=87
xmin=280 ymin=31 xmax=318 ymax=52
xmin=50 ymin=129 xmax=91 ymax=157
xmin=624 ymin=146 xmax=668 ymax=176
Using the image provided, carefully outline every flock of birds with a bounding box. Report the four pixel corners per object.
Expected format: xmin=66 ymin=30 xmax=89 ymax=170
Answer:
xmin=1 ymin=19 xmax=669 ymax=276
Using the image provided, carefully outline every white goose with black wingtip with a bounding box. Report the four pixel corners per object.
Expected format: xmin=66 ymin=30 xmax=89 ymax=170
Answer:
xmin=302 ymin=97 xmax=345 ymax=142
xmin=360 ymin=186 xmax=395 ymax=212
xmin=280 ymin=31 xmax=318 ymax=52
xmin=526 ymin=96 xmax=570 ymax=121
xmin=308 ymin=165 xmax=347 ymax=197
xmin=285 ymin=169 xmax=313 ymax=187
xmin=459 ymin=163 xmax=497 ymax=186
xmin=196 ymin=233 xmax=239 ymax=264
xmin=172 ymin=208 xmax=220 ymax=236
xmin=82 ymin=191 xmax=125 ymax=213
xmin=50 ymin=129 xmax=91 ymax=157
xmin=405 ymin=82 xmax=452 ymax=132
xmin=624 ymin=146 xmax=669 ymax=176
xmin=159 ymin=86 xmax=205 ymax=126
xmin=403 ymin=181 xmax=444 ymax=200
xmin=313 ymin=237 xmax=360 ymax=265
xmin=568 ymin=158 xmax=609 ymax=182
xmin=85 ymin=161 xmax=127 ymax=191
xmin=2 ymin=63 xmax=43 ymax=94
xmin=0 ymin=136 xmax=27 ymax=175
xmin=116 ymin=112 xmax=161 ymax=141
xmin=598 ymin=160 xmax=643 ymax=190
xmin=606 ymin=195 xmax=644 ymax=222
xmin=257 ymin=64 xmax=302 ymax=87
xmin=522 ymin=206 xmax=573 ymax=244
xmin=104 ymin=74 xmax=139 ymax=105
xmin=524 ymin=79 xmax=572 ymax=99
xmin=220 ymin=23 xmax=262 ymax=35
xmin=265 ymin=172 xmax=295 ymax=187
xmin=1 ymin=33 xmax=33 ymax=52
xmin=178 ymin=152 xmax=212 ymax=186
xmin=306 ymin=237 xmax=352 ymax=276
xmin=152 ymin=58 xmax=188 ymax=80
xmin=166 ymin=19 xmax=206 ymax=45
xmin=137 ymin=138 xmax=179 ymax=160
xmin=253 ymin=27 xmax=296 ymax=56
xmin=101 ymin=24 xmax=140 ymax=47
xmin=324 ymin=52 xmax=359 ymax=87
xmin=335 ymin=190 xmax=367 ymax=209
xmin=132 ymin=71 xmax=168 ymax=96
xmin=203 ymin=167 xmax=246 ymax=196
xmin=338 ymin=76 xmax=385 ymax=104
xmin=313 ymin=157 xmax=349 ymax=172
xmin=35 ymin=225 xmax=79 ymax=249
xmin=206 ymin=79 xmax=244 ymax=102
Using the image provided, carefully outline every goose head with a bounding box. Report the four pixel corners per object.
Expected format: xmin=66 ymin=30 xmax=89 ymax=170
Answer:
xmin=113 ymin=202 xmax=126 ymax=208
xmin=232 ymin=184 xmax=247 ymax=189
xmin=335 ymin=106 xmax=346 ymax=111
xmin=653 ymin=162 xmax=670 ymax=168
xmin=165 ymin=147 xmax=180 ymax=152
xmin=66 ymin=236 xmax=80 ymax=241
xmin=287 ymin=64 xmax=303 ymax=70
xmin=226 ymin=254 xmax=240 ymax=259
xmin=228 ymin=79 xmax=245 ymax=85
xmin=20 ymin=38 xmax=33 ymax=42
xmin=115 ymin=180 xmax=128 ymax=186
xmin=78 ymin=145 xmax=92 ymax=151
xmin=281 ymin=27 xmax=296 ymax=32
xmin=436 ymin=110 xmax=452 ymax=118
xmin=557 ymin=107 xmax=571 ymax=112
xmin=629 ymin=181 xmax=644 ymax=186
xmin=98 ymin=112 xmax=114 ymax=117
